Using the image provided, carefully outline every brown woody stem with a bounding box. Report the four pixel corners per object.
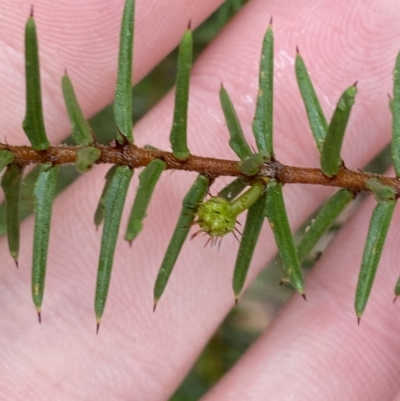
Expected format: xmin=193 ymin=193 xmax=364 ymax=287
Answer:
xmin=3 ymin=142 xmax=399 ymax=196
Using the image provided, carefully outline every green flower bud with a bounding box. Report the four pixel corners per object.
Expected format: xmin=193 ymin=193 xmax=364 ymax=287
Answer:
xmin=196 ymin=197 xmax=236 ymax=237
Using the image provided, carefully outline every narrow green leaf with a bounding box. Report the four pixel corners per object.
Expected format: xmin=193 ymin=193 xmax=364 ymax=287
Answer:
xmin=154 ymin=174 xmax=209 ymax=306
xmin=32 ymin=164 xmax=59 ymax=320
xmin=23 ymin=13 xmax=50 ymax=150
xmin=238 ymin=153 xmax=265 ymax=176
xmin=114 ymin=0 xmax=135 ymax=143
xmin=75 ymin=147 xmax=101 ymax=173
xmin=297 ymin=189 xmax=354 ymax=263
xmin=219 ymin=85 xmax=252 ymax=160
xmin=252 ymin=20 xmax=274 ymax=159
xmin=218 ymin=177 xmax=247 ymax=201
xmin=320 ymin=84 xmax=357 ymax=177
xmin=94 ymin=165 xmax=118 ymax=228
xmin=233 ymin=193 xmax=266 ymax=299
xmin=0 ymin=150 xmax=15 ymax=173
xmin=394 ymin=275 xmax=400 ymax=300
xmin=1 ymin=164 xmax=23 ymax=266
xmin=391 ymin=52 xmax=400 ymax=176
xmin=365 ymin=178 xmax=396 ymax=202
xmin=355 ymin=199 xmax=396 ymax=319
xmin=170 ymin=28 xmax=193 ymax=161
xmin=62 ymin=74 xmax=94 ymax=145
xmin=125 ymin=159 xmax=166 ymax=243
xmin=295 ymin=49 xmax=328 ymax=151
xmin=95 ymin=165 xmax=133 ymax=330
xmin=394 ymin=275 xmax=400 ymax=302
xmin=0 ymin=166 xmax=40 ymax=237
xmin=265 ymin=180 xmax=304 ymax=294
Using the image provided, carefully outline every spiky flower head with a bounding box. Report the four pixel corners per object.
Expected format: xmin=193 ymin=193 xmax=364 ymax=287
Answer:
xmin=196 ymin=197 xmax=236 ymax=237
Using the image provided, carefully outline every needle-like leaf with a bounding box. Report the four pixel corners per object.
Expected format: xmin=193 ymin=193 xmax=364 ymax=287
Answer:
xmin=114 ymin=0 xmax=135 ymax=143
xmin=170 ymin=28 xmax=193 ymax=161
xmin=233 ymin=193 xmax=266 ymax=300
xmin=355 ymin=199 xmax=396 ymax=320
xmin=23 ymin=11 xmax=50 ymax=150
xmin=394 ymin=275 xmax=400 ymax=302
xmin=391 ymin=52 xmax=400 ymax=176
xmin=0 ymin=150 xmax=14 ymax=173
xmin=320 ymin=84 xmax=357 ymax=177
xmin=32 ymin=164 xmax=59 ymax=321
xmin=154 ymin=174 xmax=209 ymax=307
xmin=125 ymin=159 xmax=166 ymax=243
xmin=297 ymin=189 xmax=354 ymax=263
xmin=265 ymin=180 xmax=304 ymax=295
xmin=1 ymin=164 xmax=23 ymax=266
xmin=94 ymin=166 xmax=118 ymax=229
xmin=220 ymin=85 xmax=252 ymax=160
xmin=295 ymin=48 xmax=328 ymax=152
xmin=252 ymin=19 xmax=274 ymax=160
xmin=62 ymin=73 xmax=94 ymax=145
xmin=95 ymin=165 xmax=133 ymax=332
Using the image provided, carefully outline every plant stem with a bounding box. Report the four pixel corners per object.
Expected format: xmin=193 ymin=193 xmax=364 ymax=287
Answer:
xmin=2 ymin=142 xmax=398 ymax=195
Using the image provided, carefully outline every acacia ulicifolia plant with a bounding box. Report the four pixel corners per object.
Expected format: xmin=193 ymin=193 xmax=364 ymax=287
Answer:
xmin=3 ymin=0 xmax=400 ymax=332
